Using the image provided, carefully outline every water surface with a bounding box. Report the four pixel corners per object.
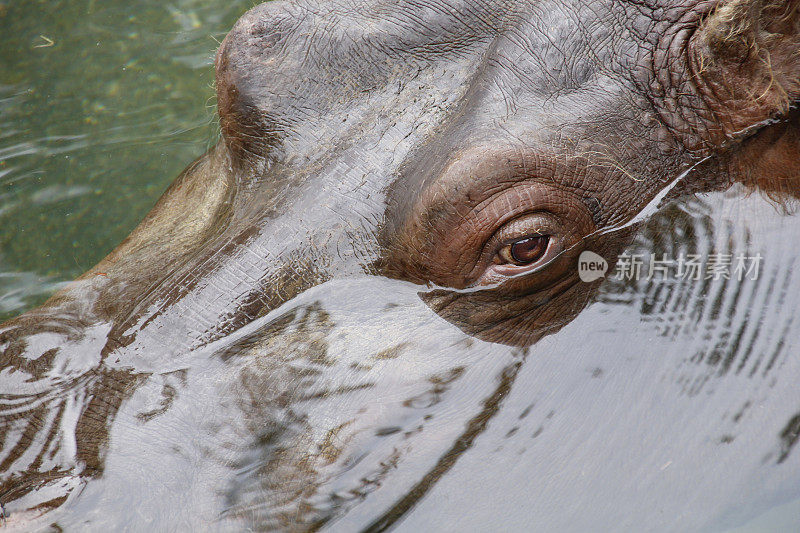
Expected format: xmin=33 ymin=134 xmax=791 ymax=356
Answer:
xmin=0 ymin=0 xmax=252 ymax=319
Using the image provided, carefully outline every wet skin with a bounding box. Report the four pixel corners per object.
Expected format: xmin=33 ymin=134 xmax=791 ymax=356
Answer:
xmin=2 ymin=0 xmax=800 ymax=530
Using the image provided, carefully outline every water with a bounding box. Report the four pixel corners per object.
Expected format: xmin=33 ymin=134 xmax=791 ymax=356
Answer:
xmin=3 ymin=2 xmax=800 ymax=532
xmin=0 ymin=0 xmax=253 ymax=320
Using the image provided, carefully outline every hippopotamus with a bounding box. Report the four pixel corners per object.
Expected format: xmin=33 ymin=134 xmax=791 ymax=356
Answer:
xmin=2 ymin=0 xmax=800 ymax=530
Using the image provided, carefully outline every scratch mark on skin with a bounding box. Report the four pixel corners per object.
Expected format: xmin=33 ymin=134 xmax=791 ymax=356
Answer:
xmin=581 ymin=148 xmax=644 ymax=182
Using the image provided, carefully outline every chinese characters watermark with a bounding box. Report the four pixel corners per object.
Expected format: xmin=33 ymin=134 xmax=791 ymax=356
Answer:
xmin=578 ymin=251 xmax=763 ymax=282
xmin=614 ymin=252 xmax=763 ymax=281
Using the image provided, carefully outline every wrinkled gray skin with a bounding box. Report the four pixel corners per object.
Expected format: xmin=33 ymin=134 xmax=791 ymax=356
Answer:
xmin=2 ymin=0 xmax=800 ymax=531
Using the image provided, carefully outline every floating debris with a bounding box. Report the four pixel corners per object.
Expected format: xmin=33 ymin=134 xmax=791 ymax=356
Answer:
xmin=33 ymin=35 xmax=54 ymax=48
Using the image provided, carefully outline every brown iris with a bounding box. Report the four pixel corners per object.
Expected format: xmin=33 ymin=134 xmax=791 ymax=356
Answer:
xmin=499 ymin=235 xmax=549 ymax=265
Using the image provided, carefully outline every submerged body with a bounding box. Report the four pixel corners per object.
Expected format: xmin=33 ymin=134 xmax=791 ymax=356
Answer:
xmin=2 ymin=0 xmax=800 ymax=530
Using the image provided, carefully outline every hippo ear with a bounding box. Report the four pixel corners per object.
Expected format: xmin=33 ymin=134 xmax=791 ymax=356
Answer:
xmin=689 ymin=0 xmax=800 ymax=145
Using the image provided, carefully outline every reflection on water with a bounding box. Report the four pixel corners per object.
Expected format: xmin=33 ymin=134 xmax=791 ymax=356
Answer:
xmin=0 ymin=0 xmax=253 ymax=319
xmin=0 ymin=271 xmax=67 ymax=318
xmin=0 ymin=275 xmax=523 ymax=530
xmin=2 ymin=184 xmax=800 ymax=531
xmin=602 ymin=189 xmax=798 ymax=392
xmin=397 ymin=189 xmax=800 ymax=532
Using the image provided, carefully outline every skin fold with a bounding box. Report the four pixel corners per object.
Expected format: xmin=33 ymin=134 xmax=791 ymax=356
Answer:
xmin=1 ymin=0 xmax=799 ymax=530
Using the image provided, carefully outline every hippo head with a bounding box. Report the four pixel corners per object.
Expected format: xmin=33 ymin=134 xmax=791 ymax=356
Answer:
xmin=2 ymin=0 xmax=800 ymax=528
xmin=203 ymin=0 xmax=800 ymax=344
xmin=22 ymin=0 xmax=794 ymax=348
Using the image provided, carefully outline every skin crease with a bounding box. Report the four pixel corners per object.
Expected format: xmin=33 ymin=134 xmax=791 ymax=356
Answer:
xmin=1 ymin=0 xmax=799 ymax=529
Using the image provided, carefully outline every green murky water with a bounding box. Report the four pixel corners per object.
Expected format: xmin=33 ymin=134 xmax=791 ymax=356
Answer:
xmin=0 ymin=0 xmax=253 ymax=320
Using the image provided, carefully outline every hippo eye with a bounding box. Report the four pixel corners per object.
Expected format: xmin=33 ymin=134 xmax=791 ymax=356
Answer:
xmin=498 ymin=235 xmax=550 ymax=265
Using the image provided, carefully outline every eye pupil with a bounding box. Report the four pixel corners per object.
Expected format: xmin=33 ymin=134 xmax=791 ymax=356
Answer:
xmin=510 ymin=235 xmax=549 ymax=264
